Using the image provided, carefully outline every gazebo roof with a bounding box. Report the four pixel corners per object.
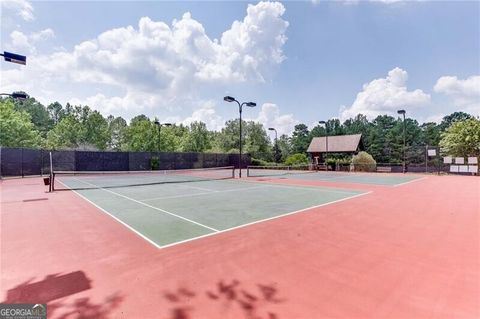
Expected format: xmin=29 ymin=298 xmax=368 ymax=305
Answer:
xmin=307 ymin=134 xmax=362 ymax=153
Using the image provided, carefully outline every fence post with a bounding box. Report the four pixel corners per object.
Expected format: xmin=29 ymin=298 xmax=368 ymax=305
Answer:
xmin=425 ymin=145 xmax=428 ymax=173
xmin=21 ymin=148 xmax=24 ymax=177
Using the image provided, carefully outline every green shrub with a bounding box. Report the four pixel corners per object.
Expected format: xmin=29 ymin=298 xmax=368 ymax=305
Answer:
xmin=336 ymin=158 xmax=352 ymax=165
xmin=352 ymin=151 xmax=376 ymax=172
xmin=251 ymin=158 xmax=271 ymax=166
xmin=150 ymin=156 xmax=159 ymax=170
xmin=285 ymin=153 xmax=309 ymax=166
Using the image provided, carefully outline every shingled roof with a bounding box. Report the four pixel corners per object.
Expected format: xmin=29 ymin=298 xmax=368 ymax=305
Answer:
xmin=307 ymin=134 xmax=363 ymax=153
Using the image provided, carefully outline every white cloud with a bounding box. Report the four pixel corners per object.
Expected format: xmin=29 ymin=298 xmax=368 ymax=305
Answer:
xmin=181 ymin=101 xmax=224 ymax=131
xmin=1 ymin=2 xmax=288 ymax=123
xmin=9 ymin=29 xmax=55 ymax=54
xmin=247 ymin=103 xmax=299 ymax=136
xmin=423 ymin=114 xmax=444 ymax=124
xmin=1 ymin=0 xmax=34 ymax=21
xmin=433 ymin=75 xmax=480 ymax=115
xmin=339 ymin=67 xmax=431 ymax=121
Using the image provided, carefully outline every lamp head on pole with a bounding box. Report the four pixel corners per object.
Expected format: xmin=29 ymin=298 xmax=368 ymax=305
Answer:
xmin=245 ymin=102 xmax=256 ymax=107
xmin=268 ymin=127 xmax=275 ymax=131
xmin=224 ymin=96 xmax=236 ymax=103
xmin=397 ymin=109 xmax=406 ymax=115
xmin=11 ymin=92 xmax=28 ymax=100
xmin=318 ymin=120 xmax=326 ymax=125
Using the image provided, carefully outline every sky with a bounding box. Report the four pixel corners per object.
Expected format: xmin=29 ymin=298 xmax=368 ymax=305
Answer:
xmin=1 ymin=0 xmax=479 ymax=136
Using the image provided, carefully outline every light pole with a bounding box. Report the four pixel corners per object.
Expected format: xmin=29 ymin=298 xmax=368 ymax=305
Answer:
xmin=397 ymin=109 xmax=406 ymax=173
xmin=0 ymin=92 xmax=28 ymax=99
xmin=318 ymin=121 xmax=328 ymax=171
xmin=224 ymin=96 xmax=256 ymax=177
xmin=268 ymin=127 xmax=278 ymax=163
xmin=154 ymin=119 xmax=172 ymax=152
xmin=1 ymin=51 xmax=27 ymax=65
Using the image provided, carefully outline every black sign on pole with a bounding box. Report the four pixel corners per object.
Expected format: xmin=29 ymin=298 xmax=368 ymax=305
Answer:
xmin=1 ymin=51 xmax=27 ymax=65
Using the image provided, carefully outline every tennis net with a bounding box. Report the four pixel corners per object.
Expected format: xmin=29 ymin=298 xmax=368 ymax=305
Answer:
xmin=246 ymin=165 xmax=315 ymax=177
xmin=52 ymin=166 xmax=235 ymax=191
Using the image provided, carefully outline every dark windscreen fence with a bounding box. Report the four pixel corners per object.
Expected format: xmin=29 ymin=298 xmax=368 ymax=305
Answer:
xmin=22 ymin=148 xmax=42 ymax=176
xmin=75 ymin=151 xmax=130 ymax=171
xmin=50 ymin=151 xmax=76 ymax=172
xmin=0 ymin=147 xmax=251 ymax=178
xmin=129 ymin=152 xmax=150 ymax=171
xmin=158 ymin=152 xmax=175 ymax=170
xmin=202 ymin=153 xmax=214 ymax=168
xmin=1 ymin=148 xmax=24 ymax=177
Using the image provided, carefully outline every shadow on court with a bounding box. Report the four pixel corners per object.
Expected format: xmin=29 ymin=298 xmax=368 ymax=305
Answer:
xmin=2 ymin=271 xmax=124 ymax=319
xmin=164 ymin=280 xmax=285 ymax=319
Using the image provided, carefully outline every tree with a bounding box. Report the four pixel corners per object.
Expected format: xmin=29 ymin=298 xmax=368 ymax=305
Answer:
xmin=439 ymin=118 xmax=480 ymax=157
xmin=121 ymin=118 xmax=157 ymax=151
xmin=367 ymin=115 xmax=400 ymax=163
xmin=439 ymin=112 xmax=473 ymax=131
xmin=0 ymin=100 xmax=43 ymax=147
xmin=291 ymin=124 xmax=310 ymax=154
xmin=421 ymin=122 xmax=441 ymax=146
xmin=244 ymin=121 xmax=271 ymax=159
xmin=343 ymin=114 xmax=371 ymax=148
xmin=82 ymin=110 xmax=110 ymax=150
xmin=47 ymin=102 xmax=66 ymax=125
xmin=277 ymin=134 xmax=292 ymax=162
xmin=181 ymin=122 xmax=210 ymax=152
xmin=130 ymin=114 xmax=150 ymax=124
xmin=216 ymin=119 xmax=242 ymax=153
xmin=13 ymin=96 xmax=53 ymax=136
xmin=285 ymin=153 xmax=308 ymax=166
xmin=46 ymin=115 xmax=83 ymax=149
xmin=107 ymin=115 xmax=127 ymax=150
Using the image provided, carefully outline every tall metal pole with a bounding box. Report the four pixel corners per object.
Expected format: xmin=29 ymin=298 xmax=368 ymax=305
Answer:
xmin=402 ymin=112 xmax=406 ymax=174
xmin=319 ymin=121 xmax=328 ymax=171
xmin=158 ymin=124 xmax=161 ymax=152
xmin=425 ymin=144 xmax=428 ymax=173
xmin=268 ymin=128 xmax=278 ymax=162
xmin=224 ymin=96 xmax=256 ymax=178
xmin=274 ymin=129 xmax=278 ymax=163
xmin=239 ymin=102 xmax=243 ymax=177
xmin=397 ymin=110 xmax=406 ymax=174
xmin=325 ymin=125 xmax=329 ymax=172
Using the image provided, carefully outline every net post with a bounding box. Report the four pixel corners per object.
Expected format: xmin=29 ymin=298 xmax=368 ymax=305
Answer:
xmin=49 ymin=151 xmax=53 ymax=192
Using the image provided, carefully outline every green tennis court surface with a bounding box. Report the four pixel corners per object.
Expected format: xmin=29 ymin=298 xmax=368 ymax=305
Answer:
xmin=247 ymin=168 xmax=422 ymax=186
xmin=57 ymin=175 xmax=366 ymax=248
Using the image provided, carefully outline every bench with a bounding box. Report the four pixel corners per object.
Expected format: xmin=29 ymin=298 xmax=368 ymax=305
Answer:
xmin=376 ymin=166 xmax=392 ymax=173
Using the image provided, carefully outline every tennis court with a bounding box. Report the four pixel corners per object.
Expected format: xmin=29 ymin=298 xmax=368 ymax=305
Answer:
xmin=53 ymin=167 xmax=367 ymax=248
xmin=247 ymin=166 xmax=422 ymax=186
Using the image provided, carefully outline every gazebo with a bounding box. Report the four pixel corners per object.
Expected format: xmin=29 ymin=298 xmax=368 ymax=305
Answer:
xmin=307 ymin=134 xmax=364 ymax=165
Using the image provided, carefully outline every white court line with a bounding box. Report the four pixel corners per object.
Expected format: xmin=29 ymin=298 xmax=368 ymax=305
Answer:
xmin=141 ymin=185 xmax=268 ymax=202
xmin=234 ymin=178 xmax=363 ymax=195
xmin=393 ymin=176 xmax=427 ymax=187
xmin=172 ymin=183 xmax=219 ymax=192
xmin=56 ymin=179 xmax=162 ymax=249
xmin=72 ymin=178 xmax=219 ymax=232
xmin=60 ymin=177 xmax=371 ymax=250
xmin=159 ymin=190 xmax=373 ymax=249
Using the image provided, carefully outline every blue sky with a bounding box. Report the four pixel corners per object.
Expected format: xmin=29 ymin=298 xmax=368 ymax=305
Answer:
xmin=1 ymin=0 xmax=479 ymax=135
